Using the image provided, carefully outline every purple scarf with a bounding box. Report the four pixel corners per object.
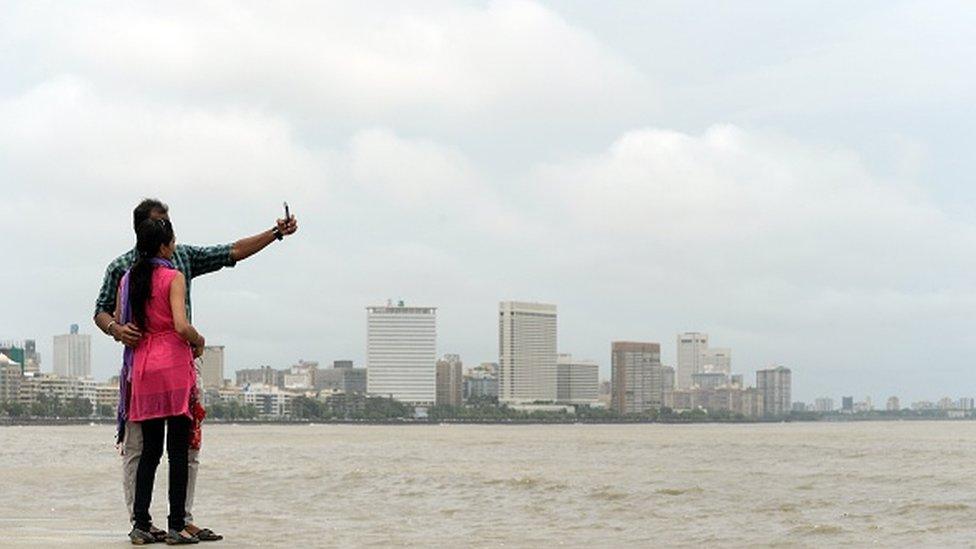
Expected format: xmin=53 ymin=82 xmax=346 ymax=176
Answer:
xmin=116 ymin=256 xmax=175 ymax=443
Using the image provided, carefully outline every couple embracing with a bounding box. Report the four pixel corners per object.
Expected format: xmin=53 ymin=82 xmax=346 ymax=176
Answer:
xmin=93 ymin=199 xmax=297 ymax=544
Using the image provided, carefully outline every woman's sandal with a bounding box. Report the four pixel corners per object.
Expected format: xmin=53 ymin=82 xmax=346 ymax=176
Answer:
xmin=165 ymin=530 xmax=199 ymax=545
xmin=194 ymin=528 xmax=223 ymax=542
xmin=129 ymin=527 xmax=156 ymax=545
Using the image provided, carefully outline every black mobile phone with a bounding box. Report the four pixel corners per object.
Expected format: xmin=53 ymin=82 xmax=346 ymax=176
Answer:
xmin=284 ymin=201 xmax=290 ymax=221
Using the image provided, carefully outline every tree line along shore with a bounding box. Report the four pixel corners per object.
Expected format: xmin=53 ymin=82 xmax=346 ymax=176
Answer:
xmin=2 ymin=394 xmax=972 ymax=425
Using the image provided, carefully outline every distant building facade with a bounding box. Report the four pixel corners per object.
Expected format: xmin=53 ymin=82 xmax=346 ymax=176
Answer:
xmin=700 ymin=347 xmax=731 ymax=375
xmin=0 ymin=340 xmax=40 ymax=374
xmin=463 ymin=363 xmax=498 ymax=401
xmin=556 ymin=354 xmax=599 ymax=404
xmin=53 ymin=325 xmax=91 ymax=378
xmin=611 ymin=341 xmax=662 ymax=414
xmin=498 ymin=301 xmax=557 ymax=403
xmin=841 ymin=396 xmax=854 ymax=412
xmin=691 ymin=372 xmax=728 ymax=390
xmin=814 ymin=397 xmax=834 ymax=412
xmin=435 ymin=354 xmax=463 ymax=407
xmin=242 ymin=384 xmax=293 ymax=417
xmin=367 ymin=302 xmax=437 ymax=404
xmin=756 ymin=366 xmax=791 ymax=417
xmin=676 ymin=332 xmax=707 ymax=389
xmin=198 ymin=345 xmax=225 ymax=389
xmin=282 ymin=360 xmax=318 ymax=390
xmin=0 ymin=354 xmax=22 ymax=402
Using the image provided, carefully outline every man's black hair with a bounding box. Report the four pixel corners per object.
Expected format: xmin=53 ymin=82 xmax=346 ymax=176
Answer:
xmin=133 ymin=198 xmax=169 ymax=231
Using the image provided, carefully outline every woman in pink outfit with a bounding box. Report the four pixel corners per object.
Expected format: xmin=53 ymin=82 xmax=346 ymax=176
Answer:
xmin=118 ymin=218 xmax=204 ymax=545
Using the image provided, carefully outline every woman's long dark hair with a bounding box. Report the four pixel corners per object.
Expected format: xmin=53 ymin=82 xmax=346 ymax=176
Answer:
xmin=128 ymin=218 xmax=175 ymax=329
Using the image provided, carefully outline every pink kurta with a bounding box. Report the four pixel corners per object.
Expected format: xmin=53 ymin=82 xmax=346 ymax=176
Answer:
xmin=129 ymin=267 xmax=196 ymax=422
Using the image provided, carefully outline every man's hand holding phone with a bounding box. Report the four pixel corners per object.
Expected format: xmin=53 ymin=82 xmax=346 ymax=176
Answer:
xmin=275 ymin=201 xmax=298 ymax=238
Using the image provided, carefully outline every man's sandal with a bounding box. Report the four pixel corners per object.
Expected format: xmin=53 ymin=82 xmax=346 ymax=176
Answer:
xmin=194 ymin=528 xmax=223 ymax=542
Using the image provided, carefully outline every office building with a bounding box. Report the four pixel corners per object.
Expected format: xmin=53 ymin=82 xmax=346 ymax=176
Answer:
xmin=463 ymin=363 xmax=498 ymax=401
xmin=16 ymin=373 xmax=112 ymax=412
xmin=0 ymin=354 xmax=22 ymax=402
xmin=1 ymin=340 xmax=40 ymax=374
xmin=498 ymin=301 xmax=557 ymax=403
xmin=0 ymin=343 xmax=24 ymax=374
xmin=700 ymin=347 xmax=731 ymax=375
xmin=742 ymin=387 xmax=765 ymax=418
xmin=886 ymin=396 xmax=900 ymax=411
xmin=435 ymin=354 xmax=463 ymax=406
xmin=959 ymin=397 xmax=974 ymax=411
xmin=756 ymin=366 xmax=791 ymax=417
xmin=241 ymin=383 xmax=293 ymax=417
xmin=556 ymin=354 xmax=599 ymax=404
xmin=841 ymin=396 xmax=854 ymax=412
xmin=236 ymin=366 xmax=280 ymax=388
xmin=283 ymin=360 xmax=318 ymax=390
xmin=676 ymin=332 xmax=708 ymax=389
xmin=344 ymin=368 xmax=367 ymax=393
xmin=367 ymin=302 xmax=437 ymax=404
xmin=660 ymin=365 xmax=675 ymax=407
xmin=691 ymin=372 xmax=728 ymax=390
xmin=611 ymin=341 xmax=662 ymax=414
xmin=316 ymin=363 xmax=367 ymax=394
xmin=198 ymin=345 xmax=225 ymax=389
xmin=23 ymin=339 xmax=39 ymax=373
xmin=814 ymin=397 xmax=834 ymax=412
xmin=53 ymin=325 xmax=91 ymax=379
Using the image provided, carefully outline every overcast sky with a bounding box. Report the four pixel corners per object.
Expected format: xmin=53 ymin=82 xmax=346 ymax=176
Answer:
xmin=2 ymin=1 xmax=974 ymax=403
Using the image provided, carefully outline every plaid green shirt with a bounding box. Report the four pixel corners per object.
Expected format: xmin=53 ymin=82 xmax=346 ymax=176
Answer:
xmin=94 ymin=243 xmax=236 ymax=322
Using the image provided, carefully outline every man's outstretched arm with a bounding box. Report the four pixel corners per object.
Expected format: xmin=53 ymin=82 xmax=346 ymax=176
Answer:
xmin=230 ymin=216 xmax=299 ymax=262
xmin=185 ymin=216 xmax=299 ymax=278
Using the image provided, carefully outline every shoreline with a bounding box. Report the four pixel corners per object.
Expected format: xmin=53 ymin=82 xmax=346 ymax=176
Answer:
xmin=2 ymin=416 xmax=972 ymax=427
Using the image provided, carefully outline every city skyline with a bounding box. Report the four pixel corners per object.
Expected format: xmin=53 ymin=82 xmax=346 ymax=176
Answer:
xmin=8 ymin=309 xmax=975 ymax=407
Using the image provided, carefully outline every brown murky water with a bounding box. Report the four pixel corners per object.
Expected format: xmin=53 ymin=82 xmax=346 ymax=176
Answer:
xmin=1 ymin=422 xmax=974 ymax=547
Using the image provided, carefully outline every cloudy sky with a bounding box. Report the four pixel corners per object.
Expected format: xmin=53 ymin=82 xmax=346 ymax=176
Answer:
xmin=2 ymin=1 xmax=974 ymax=402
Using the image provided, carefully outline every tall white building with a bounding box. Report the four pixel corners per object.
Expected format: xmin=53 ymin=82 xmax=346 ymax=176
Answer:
xmin=676 ymin=332 xmax=708 ymax=389
xmin=556 ymin=354 xmax=599 ymax=404
xmin=498 ymin=301 xmax=557 ymax=403
xmin=198 ymin=345 xmax=225 ymax=389
xmin=367 ymin=302 xmax=437 ymax=404
xmin=53 ymin=324 xmax=91 ymax=379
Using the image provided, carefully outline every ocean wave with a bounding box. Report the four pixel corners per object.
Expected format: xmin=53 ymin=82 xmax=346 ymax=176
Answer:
xmin=589 ymin=485 xmax=629 ymax=501
xmin=897 ymin=502 xmax=970 ymax=514
xmin=789 ymin=523 xmax=845 ymax=536
xmin=655 ymin=486 xmax=703 ymax=496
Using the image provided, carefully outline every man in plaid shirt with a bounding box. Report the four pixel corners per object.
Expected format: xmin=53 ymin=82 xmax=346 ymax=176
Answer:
xmin=93 ymin=198 xmax=297 ymax=542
